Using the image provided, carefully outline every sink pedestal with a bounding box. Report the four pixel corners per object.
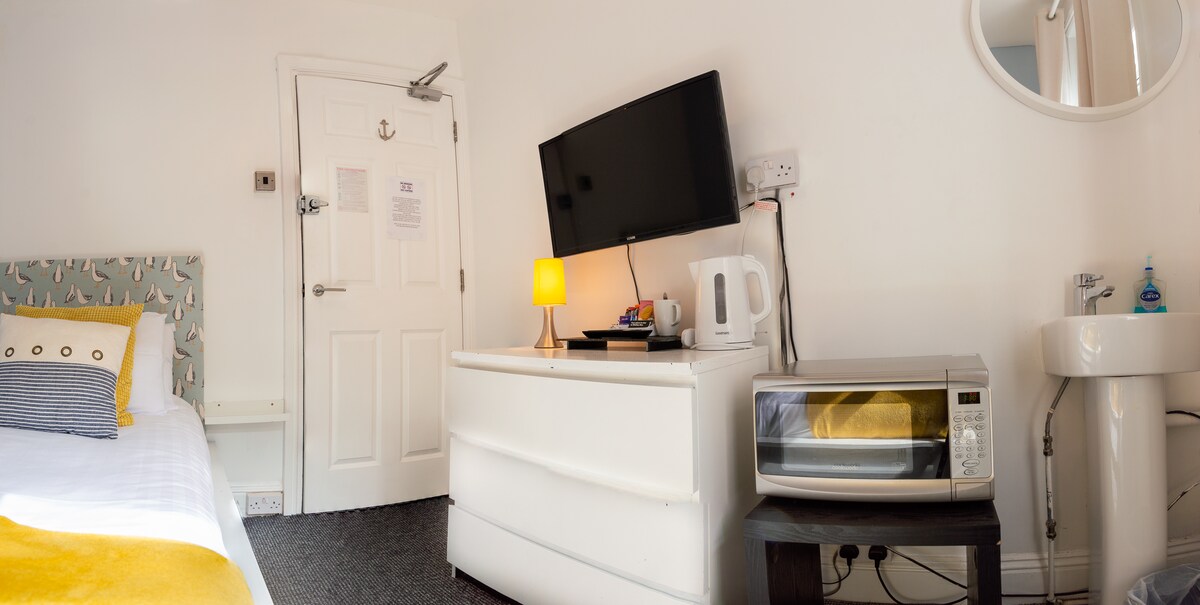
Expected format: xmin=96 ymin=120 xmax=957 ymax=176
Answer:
xmin=1042 ymin=312 xmax=1200 ymax=604
xmin=1082 ymin=375 xmax=1168 ymax=605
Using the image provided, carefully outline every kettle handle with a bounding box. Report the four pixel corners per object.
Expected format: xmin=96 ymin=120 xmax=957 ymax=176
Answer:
xmin=742 ymin=257 xmax=773 ymax=325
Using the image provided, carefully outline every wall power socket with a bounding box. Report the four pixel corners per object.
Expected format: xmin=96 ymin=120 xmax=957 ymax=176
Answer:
xmin=246 ymin=491 xmax=283 ymax=516
xmin=745 ymin=153 xmax=799 ymax=191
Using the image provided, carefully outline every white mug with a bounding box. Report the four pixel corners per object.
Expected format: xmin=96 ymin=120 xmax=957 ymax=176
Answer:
xmin=654 ymin=299 xmax=682 ymax=337
xmin=680 ymin=328 xmax=696 ymax=348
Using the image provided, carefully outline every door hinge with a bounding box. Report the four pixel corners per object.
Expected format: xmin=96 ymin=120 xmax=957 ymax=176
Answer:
xmin=453 ymin=121 xmax=458 ymax=143
xmin=459 ymin=269 xmax=465 ymax=293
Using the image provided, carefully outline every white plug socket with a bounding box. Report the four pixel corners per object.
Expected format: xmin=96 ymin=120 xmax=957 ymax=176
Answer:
xmin=745 ymin=153 xmax=799 ymax=191
xmin=246 ymin=491 xmax=283 ymax=516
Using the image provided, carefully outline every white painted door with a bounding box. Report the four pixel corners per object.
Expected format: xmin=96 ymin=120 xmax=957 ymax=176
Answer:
xmin=298 ymin=75 xmax=462 ymax=513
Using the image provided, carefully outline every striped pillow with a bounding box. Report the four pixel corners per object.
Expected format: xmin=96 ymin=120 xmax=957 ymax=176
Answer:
xmin=15 ymin=304 xmax=144 ymax=427
xmin=0 ymin=314 xmax=132 ymax=439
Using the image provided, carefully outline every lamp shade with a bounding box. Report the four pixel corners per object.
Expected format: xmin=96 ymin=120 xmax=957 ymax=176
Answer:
xmin=532 ymin=258 xmax=566 ymax=306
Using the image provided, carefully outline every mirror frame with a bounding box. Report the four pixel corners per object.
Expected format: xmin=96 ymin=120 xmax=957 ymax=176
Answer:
xmin=969 ymin=0 xmax=1190 ymax=121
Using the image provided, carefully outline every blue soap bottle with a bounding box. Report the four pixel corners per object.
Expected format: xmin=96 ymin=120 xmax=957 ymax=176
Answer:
xmin=1133 ymin=256 xmax=1167 ymax=313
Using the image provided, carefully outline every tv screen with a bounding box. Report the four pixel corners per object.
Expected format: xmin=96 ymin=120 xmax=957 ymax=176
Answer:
xmin=539 ymin=71 xmax=739 ymax=257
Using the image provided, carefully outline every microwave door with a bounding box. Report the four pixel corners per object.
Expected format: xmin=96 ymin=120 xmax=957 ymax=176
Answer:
xmin=755 ymin=389 xmax=951 ymax=480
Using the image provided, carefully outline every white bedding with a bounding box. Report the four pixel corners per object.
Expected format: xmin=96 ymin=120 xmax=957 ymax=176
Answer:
xmin=0 ymin=397 xmax=227 ymax=557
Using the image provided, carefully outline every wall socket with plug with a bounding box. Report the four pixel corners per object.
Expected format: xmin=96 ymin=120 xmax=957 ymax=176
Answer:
xmin=745 ymin=153 xmax=799 ymax=191
xmin=246 ymin=491 xmax=283 ymax=516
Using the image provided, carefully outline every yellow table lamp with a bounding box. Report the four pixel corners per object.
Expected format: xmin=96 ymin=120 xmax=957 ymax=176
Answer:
xmin=533 ymin=258 xmax=565 ymax=348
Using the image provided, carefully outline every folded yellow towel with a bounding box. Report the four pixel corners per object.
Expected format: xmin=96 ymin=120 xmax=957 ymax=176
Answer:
xmin=0 ymin=516 xmax=251 ymax=605
xmin=806 ymin=390 xmax=948 ymax=439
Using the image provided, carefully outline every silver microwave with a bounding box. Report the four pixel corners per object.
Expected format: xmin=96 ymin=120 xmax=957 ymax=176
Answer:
xmin=753 ymin=355 xmax=993 ymax=502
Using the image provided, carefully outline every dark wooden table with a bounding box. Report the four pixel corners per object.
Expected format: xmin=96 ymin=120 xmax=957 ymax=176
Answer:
xmin=743 ymin=497 xmax=1001 ymax=605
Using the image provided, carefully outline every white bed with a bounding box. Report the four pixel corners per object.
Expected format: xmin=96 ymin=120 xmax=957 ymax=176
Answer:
xmin=0 ymin=397 xmax=223 ymax=552
xmin=0 ymin=254 xmax=270 ymax=603
xmin=0 ymin=397 xmax=272 ymax=603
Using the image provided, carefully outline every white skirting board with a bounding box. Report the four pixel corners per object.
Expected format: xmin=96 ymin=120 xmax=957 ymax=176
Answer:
xmin=210 ymin=442 xmax=274 ymax=604
xmin=818 ymin=538 xmax=1200 ymax=602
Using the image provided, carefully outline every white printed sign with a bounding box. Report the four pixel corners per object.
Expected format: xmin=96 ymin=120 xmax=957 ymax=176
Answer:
xmin=387 ymin=176 xmax=426 ymax=241
xmin=336 ymin=166 xmax=369 ymax=213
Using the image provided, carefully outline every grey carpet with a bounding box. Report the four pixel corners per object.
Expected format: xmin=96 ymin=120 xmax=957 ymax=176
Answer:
xmin=243 ymin=498 xmax=890 ymax=604
xmin=243 ymin=496 xmax=513 ymax=605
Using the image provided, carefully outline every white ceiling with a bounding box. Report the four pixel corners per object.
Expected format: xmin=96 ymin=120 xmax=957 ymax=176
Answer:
xmin=341 ymin=0 xmax=484 ymax=20
xmin=351 ymin=0 xmax=1050 ymax=48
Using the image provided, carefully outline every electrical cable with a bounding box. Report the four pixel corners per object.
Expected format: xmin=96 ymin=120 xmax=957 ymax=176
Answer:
xmin=749 ymin=195 xmax=787 ymax=363
xmin=739 ymin=208 xmax=757 ymax=256
xmin=625 ymin=244 xmax=640 ymax=304
xmin=1161 ymin=408 xmax=1200 ymax=508
xmin=772 ymin=198 xmax=787 ymax=364
xmin=773 ymin=190 xmax=798 ymax=362
xmin=874 ymin=560 xmax=967 ymax=605
xmin=1170 ymin=479 xmax=1200 ymax=511
xmin=886 ymin=546 xmax=1090 ymax=599
xmin=822 ymin=549 xmax=851 ymax=597
xmin=778 ymin=276 xmax=788 ymax=365
xmin=884 ymin=548 xmax=965 ymax=589
xmin=1002 ymin=589 xmax=1090 ymax=598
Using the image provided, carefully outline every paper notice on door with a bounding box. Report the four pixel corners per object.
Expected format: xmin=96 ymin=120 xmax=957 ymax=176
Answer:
xmin=336 ymin=166 xmax=369 ymax=213
xmin=387 ymin=176 xmax=426 ymax=241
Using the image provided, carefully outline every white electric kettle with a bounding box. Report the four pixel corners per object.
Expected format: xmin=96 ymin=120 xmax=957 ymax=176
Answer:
xmin=688 ymin=255 xmax=772 ymax=350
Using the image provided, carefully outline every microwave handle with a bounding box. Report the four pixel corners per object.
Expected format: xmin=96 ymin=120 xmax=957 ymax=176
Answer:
xmin=743 ymin=256 xmax=773 ymax=325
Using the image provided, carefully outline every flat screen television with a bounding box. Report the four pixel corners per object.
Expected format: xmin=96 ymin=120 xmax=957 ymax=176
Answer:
xmin=539 ymin=71 xmax=739 ymax=257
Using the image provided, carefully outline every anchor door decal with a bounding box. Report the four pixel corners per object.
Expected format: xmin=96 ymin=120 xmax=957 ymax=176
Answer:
xmin=377 ymin=119 xmax=395 ymax=141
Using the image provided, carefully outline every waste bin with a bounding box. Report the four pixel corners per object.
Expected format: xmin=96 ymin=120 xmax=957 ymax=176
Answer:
xmin=1128 ymin=564 xmax=1200 ymax=605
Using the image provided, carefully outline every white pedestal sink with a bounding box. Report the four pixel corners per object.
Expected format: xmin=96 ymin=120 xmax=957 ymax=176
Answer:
xmin=1042 ymin=313 xmax=1200 ymax=605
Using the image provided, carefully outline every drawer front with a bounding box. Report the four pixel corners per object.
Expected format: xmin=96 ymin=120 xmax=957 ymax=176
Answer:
xmin=451 ymin=437 xmax=706 ymax=598
xmin=448 ymin=367 xmax=696 ymax=495
xmin=448 ymin=505 xmax=699 ymax=605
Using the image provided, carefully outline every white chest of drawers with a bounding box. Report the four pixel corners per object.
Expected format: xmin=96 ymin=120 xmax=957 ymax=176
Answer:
xmin=446 ymin=346 xmax=768 ymax=605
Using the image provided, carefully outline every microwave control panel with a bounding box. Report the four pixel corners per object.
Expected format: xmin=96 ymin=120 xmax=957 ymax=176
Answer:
xmin=948 ymin=387 xmax=992 ymax=479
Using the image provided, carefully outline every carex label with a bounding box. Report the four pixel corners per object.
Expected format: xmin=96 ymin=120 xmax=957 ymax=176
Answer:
xmin=1140 ymin=288 xmax=1161 ymax=311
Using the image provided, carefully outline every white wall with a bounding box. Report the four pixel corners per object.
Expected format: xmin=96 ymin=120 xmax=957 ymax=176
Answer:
xmin=0 ymin=0 xmax=461 ymax=404
xmin=456 ymin=0 xmax=1200 ymax=593
xmin=3 ymin=0 xmax=1199 ymax=594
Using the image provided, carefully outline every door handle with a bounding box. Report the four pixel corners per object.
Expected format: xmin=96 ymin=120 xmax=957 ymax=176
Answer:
xmin=312 ymin=284 xmax=347 ymax=297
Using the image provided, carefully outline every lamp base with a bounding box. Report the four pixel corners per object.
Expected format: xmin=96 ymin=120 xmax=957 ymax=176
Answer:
xmin=534 ymin=306 xmax=562 ymax=349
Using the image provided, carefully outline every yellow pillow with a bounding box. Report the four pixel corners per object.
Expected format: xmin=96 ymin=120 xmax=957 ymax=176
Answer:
xmin=16 ymin=304 xmax=144 ymax=427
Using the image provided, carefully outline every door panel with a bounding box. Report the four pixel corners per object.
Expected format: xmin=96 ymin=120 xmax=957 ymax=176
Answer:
xmin=329 ymin=331 xmax=381 ymax=467
xmin=401 ymin=330 xmax=444 ymax=459
xmin=299 ymin=75 xmax=462 ymax=512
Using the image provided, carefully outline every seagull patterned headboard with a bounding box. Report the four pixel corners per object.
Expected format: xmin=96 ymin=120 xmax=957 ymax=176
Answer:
xmin=1 ymin=256 xmax=205 ymax=406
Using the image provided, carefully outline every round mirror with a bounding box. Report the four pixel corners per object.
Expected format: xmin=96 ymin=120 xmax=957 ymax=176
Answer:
xmin=970 ymin=0 xmax=1188 ymax=121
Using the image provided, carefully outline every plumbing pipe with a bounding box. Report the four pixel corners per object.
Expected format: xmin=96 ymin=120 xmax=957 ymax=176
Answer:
xmin=1043 ymin=377 xmax=1071 ymax=604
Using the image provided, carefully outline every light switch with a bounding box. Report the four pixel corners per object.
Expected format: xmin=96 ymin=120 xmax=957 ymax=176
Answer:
xmin=255 ymin=171 xmax=276 ymax=192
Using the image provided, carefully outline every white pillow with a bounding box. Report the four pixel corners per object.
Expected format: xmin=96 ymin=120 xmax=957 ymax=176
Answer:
xmin=128 ymin=312 xmax=168 ymax=415
xmin=163 ymin=322 xmax=176 ymax=402
xmin=0 ymin=314 xmax=131 ymax=439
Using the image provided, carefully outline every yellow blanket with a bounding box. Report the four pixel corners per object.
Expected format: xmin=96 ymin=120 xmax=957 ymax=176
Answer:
xmin=0 ymin=516 xmax=252 ymax=605
xmin=806 ymin=390 xmax=948 ymax=439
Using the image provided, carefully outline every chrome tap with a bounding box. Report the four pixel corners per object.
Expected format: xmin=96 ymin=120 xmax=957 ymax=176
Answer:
xmin=1074 ymin=273 xmax=1115 ymax=315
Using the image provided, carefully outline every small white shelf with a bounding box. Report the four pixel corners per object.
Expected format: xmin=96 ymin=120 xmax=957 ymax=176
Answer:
xmin=204 ymin=400 xmax=288 ymax=426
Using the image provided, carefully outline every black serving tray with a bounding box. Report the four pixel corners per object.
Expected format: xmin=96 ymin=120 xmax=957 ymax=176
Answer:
xmin=565 ymin=336 xmax=683 ymax=351
xmin=581 ymin=328 xmax=653 ymax=340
